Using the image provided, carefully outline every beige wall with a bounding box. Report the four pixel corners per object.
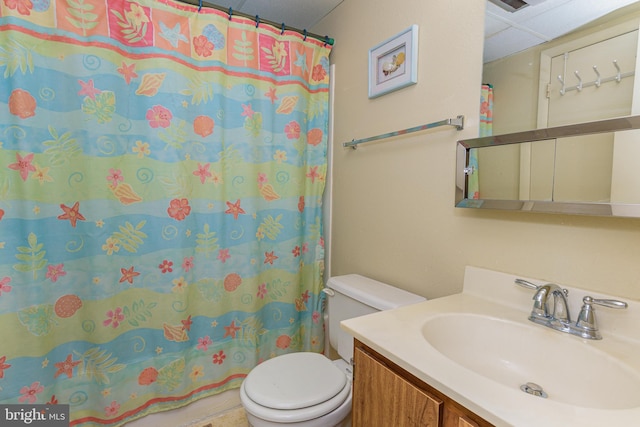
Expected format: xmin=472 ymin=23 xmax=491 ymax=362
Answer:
xmin=483 ymin=48 xmax=540 ymax=134
xmin=313 ymin=0 xmax=640 ymax=301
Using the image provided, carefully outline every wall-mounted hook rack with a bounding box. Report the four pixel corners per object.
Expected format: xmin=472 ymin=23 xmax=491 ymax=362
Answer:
xmin=558 ymin=59 xmax=634 ymax=95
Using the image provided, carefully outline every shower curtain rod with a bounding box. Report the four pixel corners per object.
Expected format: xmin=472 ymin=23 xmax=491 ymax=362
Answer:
xmin=176 ymin=0 xmax=335 ymax=46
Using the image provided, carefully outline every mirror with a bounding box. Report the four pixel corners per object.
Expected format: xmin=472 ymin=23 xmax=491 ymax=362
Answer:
xmin=483 ymin=0 xmax=640 ymax=135
xmin=456 ymin=115 xmax=640 ymax=216
xmin=456 ymin=1 xmax=640 ymax=217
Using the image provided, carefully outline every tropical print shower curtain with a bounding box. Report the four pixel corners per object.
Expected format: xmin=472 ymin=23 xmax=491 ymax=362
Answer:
xmin=0 ymin=0 xmax=332 ymax=424
xmin=468 ymin=83 xmax=493 ymax=199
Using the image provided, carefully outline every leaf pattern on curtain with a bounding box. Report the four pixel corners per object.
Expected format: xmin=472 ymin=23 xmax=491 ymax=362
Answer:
xmin=0 ymin=0 xmax=332 ymax=425
xmin=468 ymin=84 xmax=493 ymax=199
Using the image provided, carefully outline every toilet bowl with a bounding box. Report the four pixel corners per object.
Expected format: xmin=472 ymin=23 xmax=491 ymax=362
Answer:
xmin=240 ymin=352 xmax=352 ymax=427
xmin=239 ymin=274 xmax=426 ymax=427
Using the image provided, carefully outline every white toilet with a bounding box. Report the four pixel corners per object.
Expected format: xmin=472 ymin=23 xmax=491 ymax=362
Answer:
xmin=240 ymin=274 xmax=426 ymax=427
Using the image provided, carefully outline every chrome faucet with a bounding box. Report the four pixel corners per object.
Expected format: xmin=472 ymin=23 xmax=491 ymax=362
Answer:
xmin=516 ymin=279 xmax=572 ymax=331
xmin=514 ymin=278 xmax=627 ymax=340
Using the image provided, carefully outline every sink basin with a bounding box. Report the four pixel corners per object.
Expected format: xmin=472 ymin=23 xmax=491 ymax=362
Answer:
xmin=421 ymin=313 xmax=640 ymax=410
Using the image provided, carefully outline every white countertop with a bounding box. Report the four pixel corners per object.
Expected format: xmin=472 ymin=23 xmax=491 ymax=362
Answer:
xmin=341 ymin=266 xmax=640 ymax=427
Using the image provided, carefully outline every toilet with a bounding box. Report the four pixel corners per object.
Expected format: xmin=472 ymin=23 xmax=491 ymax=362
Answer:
xmin=240 ymin=274 xmax=426 ymax=427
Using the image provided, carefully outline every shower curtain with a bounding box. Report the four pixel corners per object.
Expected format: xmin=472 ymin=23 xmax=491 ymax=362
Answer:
xmin=468 ymin=83 xmax=493 ymax=199
xmin=0 ymin=0 xmax=332 ymax=425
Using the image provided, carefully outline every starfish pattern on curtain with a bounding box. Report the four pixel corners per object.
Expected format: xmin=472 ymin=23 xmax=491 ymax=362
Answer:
xmin=0 ymin=0 xmax=332 ymax=425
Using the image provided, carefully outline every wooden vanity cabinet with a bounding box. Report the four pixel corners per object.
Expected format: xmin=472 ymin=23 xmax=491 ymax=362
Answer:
xmin=352 ymin=340 xmax=494 ymax=427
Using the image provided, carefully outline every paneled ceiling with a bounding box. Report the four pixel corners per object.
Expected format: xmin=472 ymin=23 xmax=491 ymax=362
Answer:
xmin=484 ymin=0 xmax=640 ymax=63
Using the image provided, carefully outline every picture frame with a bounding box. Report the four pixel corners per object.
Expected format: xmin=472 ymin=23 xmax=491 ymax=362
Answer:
xmin=368 ymin=25 xmax=419 ymax=98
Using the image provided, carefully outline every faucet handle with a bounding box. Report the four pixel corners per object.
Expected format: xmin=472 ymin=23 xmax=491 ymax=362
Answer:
xmin=586 ymin=296 xmax=628 ymax=310
xmin=574 ymin=296 xmax=628 ymax=340
xmin=515 ymin=279 xmax=569 ymax=320
xmin=514 ymin=278 xmax=541 ymax=290
xmin=515 ymin=279 xmax=568 ymax=297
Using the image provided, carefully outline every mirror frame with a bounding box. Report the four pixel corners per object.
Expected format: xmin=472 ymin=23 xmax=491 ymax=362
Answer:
xmin=456 ymin=115 xmax=640 ymax=217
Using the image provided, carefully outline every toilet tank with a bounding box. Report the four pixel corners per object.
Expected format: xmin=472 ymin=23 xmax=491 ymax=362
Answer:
xmin=325 ymin=274 xmax=426 ymax=363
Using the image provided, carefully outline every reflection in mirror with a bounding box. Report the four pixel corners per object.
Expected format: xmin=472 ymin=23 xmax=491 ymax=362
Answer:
xmin=475 ymin=145 xmax=521 ymax=200
xmin=478 ymin=134 xmax=620 ymax=203
xmin=528 ymin=139 xmax=554 ymax=201
xmin=553 ymin=134 xmax=613 ymax=202
xmin=458 ymin=1 xmax=640 ymax=216
xmin=456 ymin=116 xmax=640 ymax=216
xmin=483 ymin=0 xmax=640 ymax=134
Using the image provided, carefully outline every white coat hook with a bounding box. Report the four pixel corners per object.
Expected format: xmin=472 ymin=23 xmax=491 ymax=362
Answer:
xmin=592 ymin=65 xmax=601 ymax=87
xmin=613 ymin=60 xmax=622 ymax=82
xmin=557 ymin=75 xmax=566 ymax=95
xmin=574 ymin=70 xmax=583 ymax=91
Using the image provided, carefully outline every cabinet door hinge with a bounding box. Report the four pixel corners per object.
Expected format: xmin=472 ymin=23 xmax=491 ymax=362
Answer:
xmin=546 ymin=83 xmax=552 ymax=98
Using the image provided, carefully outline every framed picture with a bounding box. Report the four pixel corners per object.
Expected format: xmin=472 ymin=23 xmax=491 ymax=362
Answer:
xmin=368 ymin=25 xmax=419 ymax=98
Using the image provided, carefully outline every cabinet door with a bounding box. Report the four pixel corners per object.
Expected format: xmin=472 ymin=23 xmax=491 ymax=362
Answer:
xmin=445 ymin=408 xmax=480 ymax=427
xmin=458 ymin=417 xmax=480 ymax=427
xmin=353 ymin=346 xmax=442 ymax=427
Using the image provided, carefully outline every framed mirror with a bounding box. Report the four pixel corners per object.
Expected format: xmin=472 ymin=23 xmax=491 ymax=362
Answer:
xmin=456 ymin=115 xmax=640 ymax=216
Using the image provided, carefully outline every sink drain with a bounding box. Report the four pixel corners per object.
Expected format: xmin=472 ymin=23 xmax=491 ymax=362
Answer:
xmin=520 ymin=382 xmax=548 ymax=398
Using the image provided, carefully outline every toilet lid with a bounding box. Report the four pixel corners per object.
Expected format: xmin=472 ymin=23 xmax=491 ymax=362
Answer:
xmin=241 ymin=374 xmax=351 ymax=424
xmin=244 ymin=352 xmax=347 ymax=410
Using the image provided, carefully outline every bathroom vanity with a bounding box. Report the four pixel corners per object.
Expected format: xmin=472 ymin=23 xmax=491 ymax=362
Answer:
xmin=343 ymin=266 xmax=640 ymax=427
xmin=353 ymin=340 xmax=491 ymax=426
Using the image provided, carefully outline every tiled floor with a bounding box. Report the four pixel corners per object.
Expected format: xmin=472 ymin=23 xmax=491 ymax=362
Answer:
xmin=190 ymin=407 xmax=249 ymax=427
xmin=125 ymin=389 xmax=246 ymax=427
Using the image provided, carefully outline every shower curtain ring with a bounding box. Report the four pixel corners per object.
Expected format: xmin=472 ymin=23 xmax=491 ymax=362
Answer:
xmin=255 ymin=15 xmax=260 ymax=28
xmin=281 ymin=23 xmax=285 ymax=35
xmin=198 ymin=0 xmax=202 ymax=12
xmin=324 ymin=35 xmax=329 ymax=46
xmin=228 ymin=7 xmax=232 ymax=20
xmin=303 ymin=29 xmax=307 ymax=41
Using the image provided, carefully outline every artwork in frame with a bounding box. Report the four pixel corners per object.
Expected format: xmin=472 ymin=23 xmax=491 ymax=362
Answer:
xmin=368 ymin=25 xmax=419 ymax=98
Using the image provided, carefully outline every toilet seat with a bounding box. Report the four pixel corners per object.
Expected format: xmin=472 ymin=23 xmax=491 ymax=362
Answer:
xmin=241 ymin=352 xmax=351 ymax=423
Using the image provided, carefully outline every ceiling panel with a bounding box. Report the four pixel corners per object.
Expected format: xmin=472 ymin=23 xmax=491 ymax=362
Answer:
xmin=484 ymin=0 xmax=640 ymax=63
xmin=484 ymin=27 xmax=547 ymax=63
